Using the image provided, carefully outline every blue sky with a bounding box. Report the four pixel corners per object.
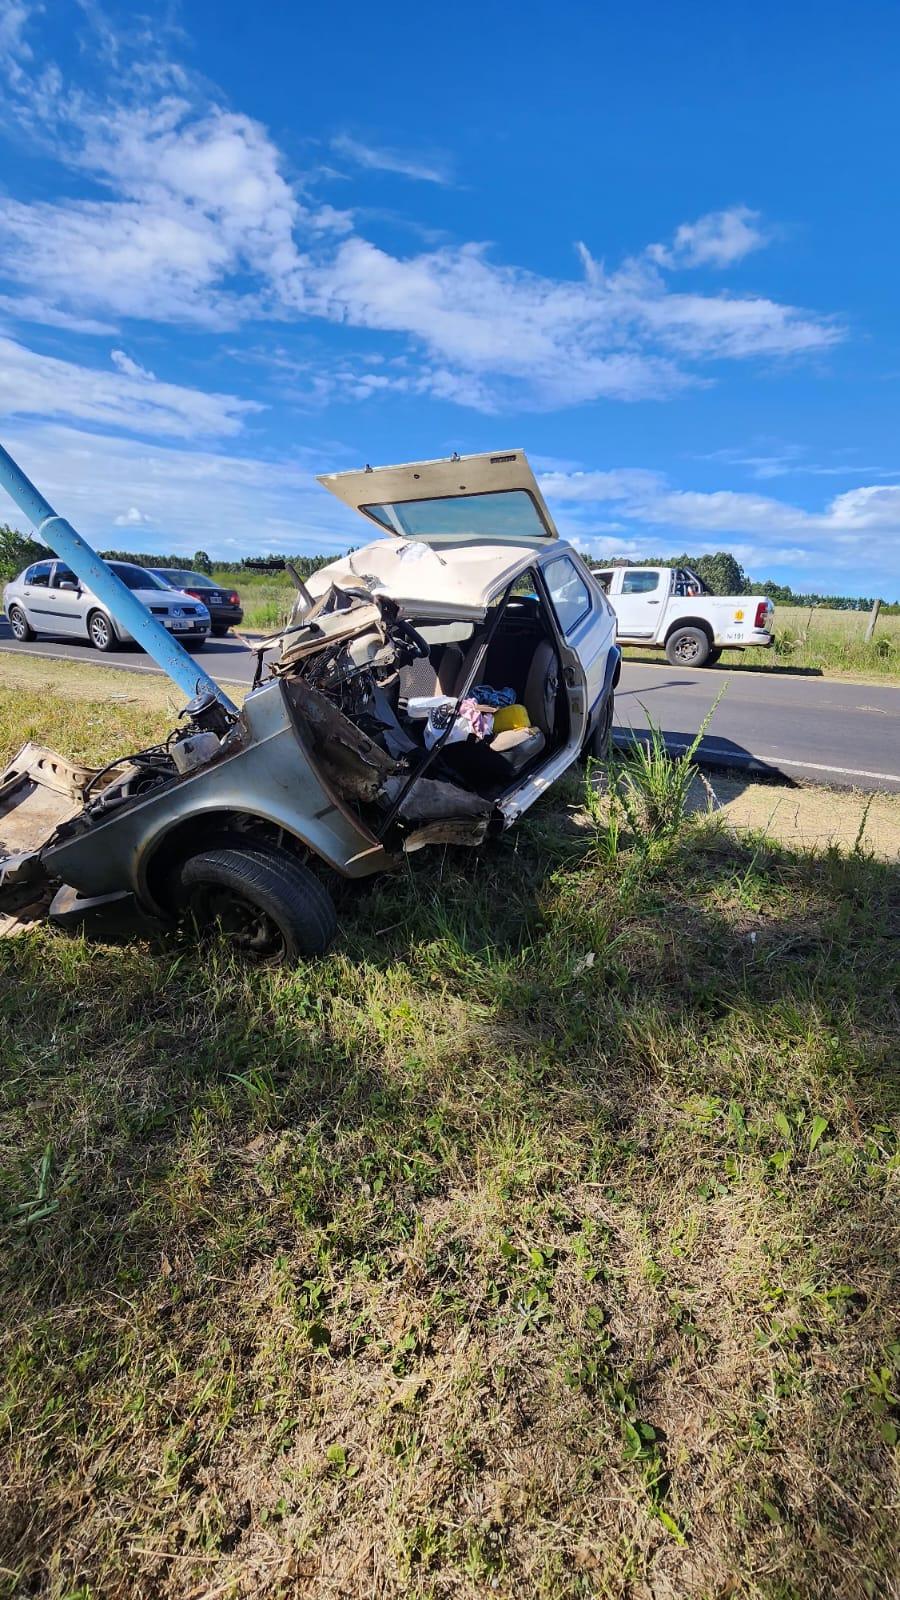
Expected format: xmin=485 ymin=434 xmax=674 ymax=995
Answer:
xmin=1 ymin=0 xmax=898 ymax=596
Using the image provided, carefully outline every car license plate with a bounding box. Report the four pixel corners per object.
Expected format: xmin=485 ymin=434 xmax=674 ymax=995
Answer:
xmin=169 ymin=619 xmax=191 ymax=631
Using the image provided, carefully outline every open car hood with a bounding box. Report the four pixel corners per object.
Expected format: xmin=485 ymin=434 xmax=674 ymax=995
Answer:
xmin=317 ymin=449 xmax=559 ymax=545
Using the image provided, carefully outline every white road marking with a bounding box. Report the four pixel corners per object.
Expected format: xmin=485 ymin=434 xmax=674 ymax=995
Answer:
xmin=0 ymin=641 xmax=248 ymax=687
xmin=618 ymin=728 xmax=900 ymax=784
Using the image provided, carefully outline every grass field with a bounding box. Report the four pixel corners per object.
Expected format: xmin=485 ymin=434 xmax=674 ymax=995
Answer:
xmin=1 ymin=667 xmax=898 ymax=1599
xmin=623 ymin=604 xmax=900 ymax=680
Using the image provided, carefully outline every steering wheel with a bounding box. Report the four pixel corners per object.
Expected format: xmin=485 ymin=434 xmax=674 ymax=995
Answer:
xmin=393 ymin=618 xmax=430 ymax=660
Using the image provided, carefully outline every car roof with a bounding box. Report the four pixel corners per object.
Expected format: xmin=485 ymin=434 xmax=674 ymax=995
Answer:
xmin=305 ymin=536 xmax=570 ymax=619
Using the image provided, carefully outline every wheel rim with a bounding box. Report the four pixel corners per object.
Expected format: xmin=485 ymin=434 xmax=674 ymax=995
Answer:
xmin=10 ymin=609 xmax=26 ymax=639
xmin=188 ymin=885 xmax=287 ymax=958
xmin=91 ymin=615 xmax=110 ymax=648
xmin=674 ymin=635 xmax=702 ymax=663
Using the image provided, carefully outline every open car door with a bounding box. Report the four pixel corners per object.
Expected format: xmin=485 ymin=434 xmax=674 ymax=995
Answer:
xmin=317 ymin=449 xmax=560 ymax=545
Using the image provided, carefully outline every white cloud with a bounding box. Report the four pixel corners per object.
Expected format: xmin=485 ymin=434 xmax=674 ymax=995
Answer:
xmin=110 ymin=348 xmax=156 ymax=380
xmin=0 ymin=21 xmax=842 ymax=413
xmin=0 ymin=423 xmax=360 ymax=555
xmin=114 ymin=505 xmax=153 ymax=526
xmin=649 ymin=206 xmax=769 ymax=269
xmin=0 ymin=292 xmax=117 ymax=335
xmin=332 ymin=134 xmax=453 ymax=186
xmin=541 ymin=467 xmax=900 ymax=587
xmin=0 ymin=336 xmax=262 ymax=437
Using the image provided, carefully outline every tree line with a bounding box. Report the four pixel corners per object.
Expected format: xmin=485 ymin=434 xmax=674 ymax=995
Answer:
xmin=1 ymin=525 xmax=896 ymax=610
xmin=590 ymin=549 xmax=899 ymax=611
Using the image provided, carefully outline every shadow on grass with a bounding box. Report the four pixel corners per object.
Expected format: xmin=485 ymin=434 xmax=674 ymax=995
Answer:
xmin=1 ymin=806 xmax=898 ymax=1596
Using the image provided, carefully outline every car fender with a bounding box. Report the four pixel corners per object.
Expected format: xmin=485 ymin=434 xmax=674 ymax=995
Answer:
xmin=41 ymin=678 xmax=394 ymax=912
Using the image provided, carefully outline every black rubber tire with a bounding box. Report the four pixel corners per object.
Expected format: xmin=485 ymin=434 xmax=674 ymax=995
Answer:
xmin=706 ymin=647 xmax=723 ymax=665
xmin=88 ymin=609 xmax=116 ymax=652
xmin=177 ymin=844 xmax=337 ymax=961
xmin=583 ymin=693 xmax=614 ymax=761
xmin=7 ymin=604 xmax=34 ymax=641
xmin=665 ymin=626 xmax=711 ymax=668
xmin=211 ymin=625 xmax=229 ymax=637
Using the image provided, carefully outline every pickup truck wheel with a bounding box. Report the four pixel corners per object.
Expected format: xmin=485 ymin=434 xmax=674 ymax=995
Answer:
xmin=665 ymin=627 xmax=711 ymax=668
xmin=177 ymin=844 xmax=337 ymax=962
xmin=7 ymin=604 xmax=34 ymax=641
xmin=707 ymin=647 xmax=723 ymax=665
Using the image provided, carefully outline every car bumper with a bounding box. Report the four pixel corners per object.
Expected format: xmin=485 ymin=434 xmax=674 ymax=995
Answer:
xmin=208 ymin=606 xmax=243 ymax=627
xmin=118 ymin=620 xmax=210 ymax=643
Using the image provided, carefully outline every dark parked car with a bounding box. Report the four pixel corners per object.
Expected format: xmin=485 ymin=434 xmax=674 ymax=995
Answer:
xmin=150 ymin=570 xmax=243 ymax=636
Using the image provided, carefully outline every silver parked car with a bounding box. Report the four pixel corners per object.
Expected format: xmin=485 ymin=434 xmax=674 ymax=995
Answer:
xmin=3 ymin=558 xmax=210 ymax=652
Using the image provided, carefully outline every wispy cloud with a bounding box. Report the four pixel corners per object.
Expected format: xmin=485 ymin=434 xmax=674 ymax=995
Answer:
xmin=0 ymin=336 xmax=261 ymax=437
xmin=648 ymin=206 xmax=769 ymax=270
xmin=0 ymin=422 xmax=361 ymax=555
xmin=696 ymin=444 xmax=900 ymax=481
xmin=0 ymin=15 xmax=842 ymax=414
xmin=331 ymin=134 xmax=454 ymax=186
xmin=540 ymin=466 xmax=900 ymax=583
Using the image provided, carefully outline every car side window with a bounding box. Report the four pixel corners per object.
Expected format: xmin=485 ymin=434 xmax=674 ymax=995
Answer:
xmin=621 ymin=570 xmax=661 ymax=595
xmin=593 ymin=569 xmax=613 ymax=593
xmin=544 ymin=554 xmax=592 ymax=635
xmin=51 ymin=563 xmax=77 ymax=588
xmin=25 ymin=562 xmax=51 ymax=587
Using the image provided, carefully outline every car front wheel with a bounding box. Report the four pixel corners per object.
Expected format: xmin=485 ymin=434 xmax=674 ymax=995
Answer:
xmin=177 ymin=844 xmax=337 ymax=962
xmin=88 ymin=610 xmax=116 ymax=652
xmin=7 ymin=604 xmax=35 ymax=641
xmin=665 ymin=627 xmax=711 ymax=668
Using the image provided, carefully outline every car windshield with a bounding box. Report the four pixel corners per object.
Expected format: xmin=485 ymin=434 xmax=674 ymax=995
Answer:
xmin=153 ymin=570 xmax=214 ymax=588
xmin=361 ymin=488 xmax=550 ymax=541
xmin=108 ymin=563 xmax=167 ymax=592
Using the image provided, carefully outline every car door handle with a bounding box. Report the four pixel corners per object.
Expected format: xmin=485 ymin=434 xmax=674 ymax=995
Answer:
xmin=647 ymin=599 xmax=660 ymax=604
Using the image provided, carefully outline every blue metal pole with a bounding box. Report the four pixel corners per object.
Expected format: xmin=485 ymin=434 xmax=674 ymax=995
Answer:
xmin=0 ymin=441 xmax=236 ymax=713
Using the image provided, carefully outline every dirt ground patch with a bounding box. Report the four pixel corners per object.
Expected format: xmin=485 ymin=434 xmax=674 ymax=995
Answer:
xmin=696 ymin=775 xmax=900 ymax=861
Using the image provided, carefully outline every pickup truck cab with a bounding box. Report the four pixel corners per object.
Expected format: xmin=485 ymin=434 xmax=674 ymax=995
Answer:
xmin=590 ymin=564 xmax=774 ymax=667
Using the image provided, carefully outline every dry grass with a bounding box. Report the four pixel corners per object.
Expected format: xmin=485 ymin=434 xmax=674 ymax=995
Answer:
xmin=1 ymin=670 xmax=898 ymax=1600
xmin=625 ymin=604 xmax=900 ymax=681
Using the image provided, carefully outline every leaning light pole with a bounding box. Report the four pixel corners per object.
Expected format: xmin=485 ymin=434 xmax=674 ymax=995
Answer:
xmin=0 ymin=441 xmax=237 ymax=713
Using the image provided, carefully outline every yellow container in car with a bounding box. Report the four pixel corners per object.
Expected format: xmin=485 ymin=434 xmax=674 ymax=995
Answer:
xmin=492 ymin=702 xmax=531 ymax=734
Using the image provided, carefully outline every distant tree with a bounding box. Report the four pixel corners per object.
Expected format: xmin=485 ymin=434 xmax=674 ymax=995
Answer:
xmin=684 ymin=551 xmax=750 ymax=595
xmin=0 ymin=524 xmax=46 ymax=580
xmin=193 ymin=549 xmax=213 ymax=574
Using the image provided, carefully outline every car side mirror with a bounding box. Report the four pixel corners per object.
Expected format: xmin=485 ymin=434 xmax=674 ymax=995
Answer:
xmin=58 ymin=581 xmax=81 ymax=593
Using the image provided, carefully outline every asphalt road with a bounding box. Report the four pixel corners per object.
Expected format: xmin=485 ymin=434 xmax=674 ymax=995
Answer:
xmin=1 ymin=622 xmax=899 ymax=792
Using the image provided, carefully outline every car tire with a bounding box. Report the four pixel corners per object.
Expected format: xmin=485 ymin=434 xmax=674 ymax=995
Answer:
xmin=7 ymin=604 xmax=35 ymax=641
xmin=211 ymin=625 xmax=229 ymax=637
xmin=88 ymin=610 xmax=116 ymax=652
xmin=177 ymin=844 xmax=337 ymax=962
xmin=583 ymin=692 xmax=614 ymax=761
xmin=706 ymin=647 xmax=723 ymax=665
xmin=665 ymin=626 xmax=711 ymax=668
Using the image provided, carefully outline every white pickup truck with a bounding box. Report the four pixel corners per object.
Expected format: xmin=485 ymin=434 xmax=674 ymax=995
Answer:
xmin=590 ymin=564 xmax=775 ymax=667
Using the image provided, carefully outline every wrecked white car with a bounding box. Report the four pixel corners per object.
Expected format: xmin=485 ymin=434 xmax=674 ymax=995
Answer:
xmin=0 ymin=451 xmax=619 ymax=960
